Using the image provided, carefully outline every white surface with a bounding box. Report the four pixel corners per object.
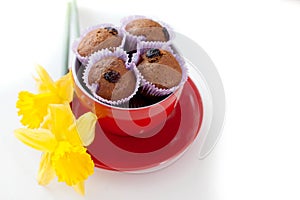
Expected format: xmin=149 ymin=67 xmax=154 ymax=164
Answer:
xmin=1 ymin=0 xmax=300 ymax=199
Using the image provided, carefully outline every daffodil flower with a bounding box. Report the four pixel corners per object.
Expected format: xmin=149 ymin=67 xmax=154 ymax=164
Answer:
xmin=16 ymin=65 xmax=73 ymax=128
xmin=14 ymin=104 xmax=97 ymax=195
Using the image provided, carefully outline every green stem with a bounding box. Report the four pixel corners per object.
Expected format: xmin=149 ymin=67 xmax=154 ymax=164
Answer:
xmin=63 ymin=2 xmax=72 ymax=75
xmin=72 ymin=0 xmax=80 ymax=38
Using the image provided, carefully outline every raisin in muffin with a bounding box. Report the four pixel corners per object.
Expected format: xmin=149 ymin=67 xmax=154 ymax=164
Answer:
xmin=88 ymin=56 xmax=136 ymax=101
xmin=137 ymin=48 xmax=182 ymax=89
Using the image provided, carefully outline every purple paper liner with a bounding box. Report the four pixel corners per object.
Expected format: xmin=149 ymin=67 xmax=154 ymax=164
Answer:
xmin=120 ymin=15 xmax=175 ymax=52
xmin=83 ymin=48 xmax=141 ymax=106
xmin=72 ymin=24 xmax=126 ymax=65
xmin=133 ymin=41 xmax=188 ymax=96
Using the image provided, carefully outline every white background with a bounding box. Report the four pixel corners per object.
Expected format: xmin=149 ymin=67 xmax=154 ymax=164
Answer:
xmin=0 ymin=0 xmax=300 ymax=199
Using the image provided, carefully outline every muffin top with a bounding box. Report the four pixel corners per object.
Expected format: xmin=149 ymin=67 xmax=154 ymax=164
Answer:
xmin=125 ymin=19 xmax=169 ymax=42
xmin=88 ymin=56 xmax=136 ymax=101
xmin=137 ymin=48 xmax=182 ymax=89
xmin=78 ymin=27 xmax=122 ymax=57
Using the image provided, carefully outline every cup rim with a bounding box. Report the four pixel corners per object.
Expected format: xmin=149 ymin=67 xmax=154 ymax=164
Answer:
xmin=71 ymin=57 xmax=180 ymax=111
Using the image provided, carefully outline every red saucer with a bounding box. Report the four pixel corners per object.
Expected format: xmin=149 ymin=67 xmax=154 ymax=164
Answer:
xmin=72 ymin=77 xmax=203 ymax=171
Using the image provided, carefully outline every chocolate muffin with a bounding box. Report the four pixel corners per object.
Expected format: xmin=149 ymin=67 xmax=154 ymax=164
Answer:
xmin=88 ymin=56 xmax=136 ymax=101
xmin=125 ymin=19 xmax=169 ymax=42
xmin=77 ymin=27 xmax=123 ymax=57
xmin=137 ymin=48 xmax=182 ymax=89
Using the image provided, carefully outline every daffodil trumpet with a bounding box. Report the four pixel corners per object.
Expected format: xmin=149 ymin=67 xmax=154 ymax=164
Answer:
xmin=15 ymin=104 xmax=97 ymax=195
xmin=17 ymin=65 xmax=74 ymax=128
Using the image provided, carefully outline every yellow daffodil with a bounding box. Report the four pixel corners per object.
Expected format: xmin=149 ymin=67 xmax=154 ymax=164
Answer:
xmin=14 ymin=104 xmax=97 ymax=195
xmin=16 ymin=65 xmax=73 ymax=128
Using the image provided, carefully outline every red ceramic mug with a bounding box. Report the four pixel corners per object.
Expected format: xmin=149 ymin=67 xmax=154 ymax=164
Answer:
xmin=71 ymin=58 xmax=183 ymax=137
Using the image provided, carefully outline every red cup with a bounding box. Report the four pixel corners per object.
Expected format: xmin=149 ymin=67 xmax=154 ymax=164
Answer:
xmin=71 ymin=58 xmax=183 ymax=137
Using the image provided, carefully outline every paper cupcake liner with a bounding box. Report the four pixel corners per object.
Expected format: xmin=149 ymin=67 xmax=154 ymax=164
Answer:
xmin=134 ymin=41 xmax=188 ymax=96
xmin=83 ymin=48 xmax=140 ymax=106
xmin=120 ymin=15 xmax=175 ymax=52
xmin=72 ymin=24 xmax=126 ymax=65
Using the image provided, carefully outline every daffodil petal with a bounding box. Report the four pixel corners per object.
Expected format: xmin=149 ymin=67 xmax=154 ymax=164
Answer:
xmin=55 ymin=71 xmax=74 ymax=103
xmin=76 ymin=112 xmax=97 ymax=146
xmin=16 ymin=91 xmax=62 ymax=128
xmin=52 ymin=142 xmax=94 ymax=186
xmin=73 ymin=181 xmax=85 ymax=195
xmin=37 ymin=152 xmax=55 ymax=185
xmin=14 ymin=128 xmax=57 ymax=152
xmin=48 ymin=104 xmax=76 ymax=141
xmin=40 ymin=111 xmax=51 ymax=130
xmin=66 ymin=123 xmax=83 ymax=146
xmin=35 ymin=65 xmax=56 ymax=93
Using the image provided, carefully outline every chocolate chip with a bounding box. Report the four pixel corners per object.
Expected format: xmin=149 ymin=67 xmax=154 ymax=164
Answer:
xmin=146 ymin=48 xmax=161 ymax=59
xmin=104 ymin=70 xmax=121 ymax=83
xmin=162 ymin=27 xmax=169 ymax=40
xmin=104 ymin=27 xmax=118 ymax=35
